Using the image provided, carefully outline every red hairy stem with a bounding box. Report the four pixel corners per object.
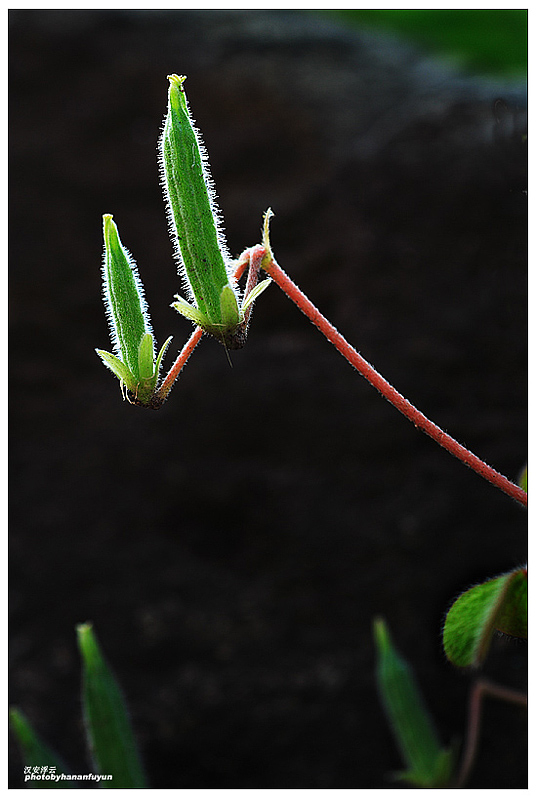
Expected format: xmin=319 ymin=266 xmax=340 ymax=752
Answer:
xmin=255 ymin=245 xmax=527 ymax=507
xmin=157 ymin=326 xmax=204 ymax=401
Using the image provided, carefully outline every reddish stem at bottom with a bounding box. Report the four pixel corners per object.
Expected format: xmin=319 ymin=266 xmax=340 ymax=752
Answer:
xmin=256 ymin=246 xmax=526 ymax=507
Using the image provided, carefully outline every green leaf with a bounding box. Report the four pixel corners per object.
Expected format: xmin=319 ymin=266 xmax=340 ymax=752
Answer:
xmin=77 ymin=623 xmax=147 ymax=789
xmin=9 ymin=708 xmax=75 ymax=787
xmin=494 ymin=568 xmax=527 ymax=638
xmin=443 ymin=567 xmax=527 ymax=668
xmin=373 ymin=618 xmax=455 ymax=788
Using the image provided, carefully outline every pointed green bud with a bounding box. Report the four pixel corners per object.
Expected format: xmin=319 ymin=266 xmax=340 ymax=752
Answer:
xmin=160 ymin=74 xmax=251 ymax=348
xmin=97 ymin=214 xmax=171 ymax=407
xmin=101 ymin=214 xmax=149 ymax=377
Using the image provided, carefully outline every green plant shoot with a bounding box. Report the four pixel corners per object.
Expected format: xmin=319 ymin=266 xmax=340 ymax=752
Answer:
xmin=9 ymin=708 xmax=75 ymax=787
xmin=77 ymin=623 xmax=147 ymax=788
xmin=96 ymin=214 xmax=171 ymax=407
xmin=160 ymin=74 xmax=269 ymax=349
xmin=373 ymin=617 xmax=455 ymax=788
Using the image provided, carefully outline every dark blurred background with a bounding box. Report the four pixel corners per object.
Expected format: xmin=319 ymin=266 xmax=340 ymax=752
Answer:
xmin=9 ymin=9 xmax=527 ymax=789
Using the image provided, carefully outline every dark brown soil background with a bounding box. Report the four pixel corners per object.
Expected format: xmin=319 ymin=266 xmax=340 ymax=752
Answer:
xmin=9 ymin=9 xmax=527 ymax=789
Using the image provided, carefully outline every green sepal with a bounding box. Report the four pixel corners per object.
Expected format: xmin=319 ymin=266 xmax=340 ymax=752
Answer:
xmin=443 ymin=567 xmax=527 ymax=667
xmin=374 ymin=617 xmax=455 ymax=788
xmin=171 ymin=295 xmax=210 ymax=328
xmin=242 ymin=277 xmax=272 ymax=312
xmin=219 ymin=284 xmax=242 ymax=329
xmin=138 ymin=333 xmax=155 ymax=382
xmin=154 ymin=336 xmax=173 ymax=382
xmin=77 ymin=622 xmax=147 ymax=789
xmin=9 ymin=707 xmax=76 ymax=787
xmin=95 ymin=349 xmax=136 ymax=390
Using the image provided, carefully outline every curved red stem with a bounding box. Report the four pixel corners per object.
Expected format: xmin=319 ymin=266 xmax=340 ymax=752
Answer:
xmin=256 ymin=246 xmax=526 ymax=507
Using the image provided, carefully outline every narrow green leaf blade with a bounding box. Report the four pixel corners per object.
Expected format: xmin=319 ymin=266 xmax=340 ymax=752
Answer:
xmin=443 ymin=567 xmax=527 ymax=668
xmin=9 ymin=708 xmax=75 ymax=787
xmin=77 ymin=623 xmax=147 ymax=788
xmin=373 ymin=618 xmax=454 ymax=788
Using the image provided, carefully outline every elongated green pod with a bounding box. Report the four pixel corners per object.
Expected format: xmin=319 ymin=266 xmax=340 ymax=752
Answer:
xmin=101 ymin=213 xmax=149 ymax=376
xmin=373 ymin=618 xmax=455 ymax=787
xmin=77 ymin=623 xmax=147 ymax=788
xmin=9 ymin=708 xmax=75 ymax=787
xmin=161 ymin=74 xmax=269 ymax=348
xmin=96 ymin=214 xmax=172 ymax=407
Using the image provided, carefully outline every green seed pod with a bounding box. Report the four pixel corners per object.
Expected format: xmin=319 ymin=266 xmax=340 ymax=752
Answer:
xmin=96 ymin=214 xmax=171 ymax=407
xmin=161 ymin=74 xmax=268 ymax=349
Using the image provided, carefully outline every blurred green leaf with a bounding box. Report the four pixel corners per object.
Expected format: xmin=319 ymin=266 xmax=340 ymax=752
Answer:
xmin=9 ymin=708 xmax=75 ymax=788
xmin=317 ymin=10 xmax=527 ymax=77
xmin=443 ymin=567 xmax=527 ymax=668
xmin=77 ymin=623 xmax=147 ymax=788
xmin=373 ymin=617 xmax=455 ymax=788
xmin=518 ymin=465 xmax=527 ymax=493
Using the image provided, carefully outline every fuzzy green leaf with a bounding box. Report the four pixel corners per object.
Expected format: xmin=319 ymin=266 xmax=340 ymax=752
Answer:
xmin=494 ymin=568 xmax=527 ymax=638
xmin=9 ymin=708 xmax=75 ymax=787
xmin=443 ymin=567 xmax=527 ymax=668
xmin=77 ymin=623 xmax=147 ymax=789
xmin=373 ymin=618 xmax=455 ymax=788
